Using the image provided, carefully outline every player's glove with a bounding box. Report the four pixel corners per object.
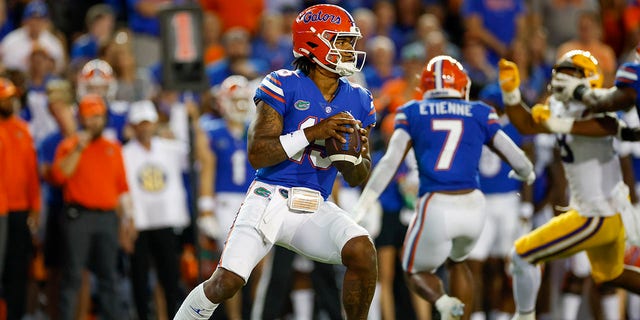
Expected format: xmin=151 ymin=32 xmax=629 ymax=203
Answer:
xmin=620 ymin=127 xmax=640 ymax=142
xmin=508 ymin=169 xmax=536 ymax=186
xmin=498 ymin=59 xmax=521 ymax=105
xmin=550 ymin=73 xmax=590 ymax=102
xmin=530 ymin=104 xmax=550 ymax=124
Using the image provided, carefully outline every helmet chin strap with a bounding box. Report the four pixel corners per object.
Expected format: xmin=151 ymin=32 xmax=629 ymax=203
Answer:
xmin=311 ymin=56 xmax=358 ymax=77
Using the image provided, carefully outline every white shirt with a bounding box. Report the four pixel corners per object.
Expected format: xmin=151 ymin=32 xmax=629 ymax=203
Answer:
xmin=549 ymin=96 xmax=622 ymax=217
xmin=1 ymin=27 xmax=65 ymax=73
xmin=123 ymin=137 xmax=190 ymax=230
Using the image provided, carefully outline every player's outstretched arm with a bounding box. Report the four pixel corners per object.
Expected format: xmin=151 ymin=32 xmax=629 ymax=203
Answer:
xmin=352 ymin=129 xmax=411 ymax=222
xmin=488 ymin=130 xmax=535 ymax=185
xmin=573 ymin=81 xmax=636 ymax=113
xmin=498 ymin=59 xmax=550 ymax=135
xmin=341 ymin=124 xmax=373 ymax=187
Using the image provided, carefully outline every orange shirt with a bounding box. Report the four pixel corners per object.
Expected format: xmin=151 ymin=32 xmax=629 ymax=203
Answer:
xmin=52 ymin=135 xmax=128 ymax=210
xmin=0 ymin=115 xmax=40 ymax=212
xmin=200 ymin=0 xmax=264 ymax=35
xmin=0 ymin=129 xmax=9 ymax=215
xmin=374 ymin=78 xmax=418 ymax=114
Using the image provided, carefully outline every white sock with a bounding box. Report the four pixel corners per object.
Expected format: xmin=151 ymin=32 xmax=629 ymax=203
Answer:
xmin=367 ymin=283 xmax=381 ymax=320
xmin=629 ymin=292 xmax=640 ymax=320
xmin=601 ymin=293 xmax=620 ymax=320
xmin=561 ymin=293 xmax=581 ymax=320
xmin=291 ymin=288 xmax=314 ymax=320
xmin=173 ymin=283 xmax=218 ymax=320
xmin=471 ymin=311 xmax=486 ymax=320
xmin=511 ymin=253 xmax=541 ymax=314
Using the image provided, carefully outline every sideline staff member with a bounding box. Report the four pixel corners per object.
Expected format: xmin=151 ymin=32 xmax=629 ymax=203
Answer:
xmin=51 ymin=94 xmax=133 ymax=320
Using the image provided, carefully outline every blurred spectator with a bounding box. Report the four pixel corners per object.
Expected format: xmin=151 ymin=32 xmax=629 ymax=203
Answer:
xmin=38 ymin=79 xmax=76 ymax=320
xmin=352 ymin=7 xmax=376 ymax=53
xmin=203 ymin=12 xmax=224 ymax=65
xmin=510 ymin=39 xmax=549 ymax=106
xmin=461 ymin=0 xmax=526 ymax=65
xmin=205 ymin=27 xmax=269 ymax=86
xmin=556 ymin=10 xmax=617 ymax=86
xmin=21 ymin=45 xmax=58 ymax=145
xmin=70 ymin=4 xmax=116 ymax=64
xmin=127 ymin=0 xmax=172 ymax=69
xmin=531 ymin=0 xmax=599 ymax=49
xmin=412 ymin=13 xmax=442 ymax=44
xmin=395 ymin=0 xmax=425 ymax=47
xmin=0 ymin=77 xmax=41 ymax=320
xmin=103 ymin=31 xmax=154 ymax=102
xmin=51 ymin=94 xmax=132 ymax=320
xmin=252 ymin=12 xmax=294 ymax=71
xmin=362 ymin=35 xmax=402 ymax=95
xmin=123 ymin=100 xmax=190 ymax=320
xmin=624 ymin=1 xmax=640 ymax=53
xmin=1 ymin=0 xmax=65 ymax=74
xmin=423 ymin=29 xmax=459 ymax=61
xmin=373 ymin=0 xmax=404 ymax=60
xmin=199 ymin=0 xmax=265 ymax=36
xmin=374 ymin=42 xmax=424 ymax=116
xmin=461 ymin=40 xmax=496 ymax=98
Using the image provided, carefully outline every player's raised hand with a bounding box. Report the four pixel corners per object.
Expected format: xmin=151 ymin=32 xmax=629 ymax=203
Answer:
xmin=306 ymin=112 xmax=358 ymax=143
xmin=530 ymin=104 xmax=551 ymax=124
xmin=498 ymin=59 xmax=520 ymax=93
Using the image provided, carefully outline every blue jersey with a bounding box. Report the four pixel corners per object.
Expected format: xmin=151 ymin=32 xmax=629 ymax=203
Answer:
xmin=615 ymin=62 xmax=640 ymax=112
xmin=201 ymin=118 xmax=254 ymax=193
xmin=254 ymin=69 xmax=377 ymax=199
xmin=478 ymin=122 xmax=523 ymax=194
xmin=395 ymin=98 xmax=501 ymax=196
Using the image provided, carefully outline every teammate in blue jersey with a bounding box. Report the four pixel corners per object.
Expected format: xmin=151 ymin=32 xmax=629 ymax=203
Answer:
xmin=175 ymin=4 xmax=378 ymax=320
xmin=353 ymin=55 xmax=535 ymax=320
xmin=197 ymin=75 xmax=257 ymax=319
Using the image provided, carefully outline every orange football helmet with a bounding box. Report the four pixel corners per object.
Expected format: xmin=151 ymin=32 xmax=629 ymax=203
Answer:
xmin=292 ymin=4 xmax=366 ymax=76
xmin=214 ymin=75 xmax=255 ymax=124
xmin=77 ymin=59 xmax=117 ymax=101
xmin=420 ymin=55 xmax=470 ymax=100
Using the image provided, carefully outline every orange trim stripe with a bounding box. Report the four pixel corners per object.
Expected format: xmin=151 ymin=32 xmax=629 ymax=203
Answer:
xmin=259 ymin=86 xmax=285 ymax=103
xmin=407 ymin=193 xmax=433 ymax=272
xmin=267 ymin=75 xmax=281 ymax=86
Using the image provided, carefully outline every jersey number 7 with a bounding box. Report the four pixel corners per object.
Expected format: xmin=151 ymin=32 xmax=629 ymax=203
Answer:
xmin=432 ymin=119 xmax=463 ymax=171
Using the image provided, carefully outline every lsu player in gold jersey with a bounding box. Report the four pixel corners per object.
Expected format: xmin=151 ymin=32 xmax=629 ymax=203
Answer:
xmin=498 ymin=50 xmax=640 ymax=320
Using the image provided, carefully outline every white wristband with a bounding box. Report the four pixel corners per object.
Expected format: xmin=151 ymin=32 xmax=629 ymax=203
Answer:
xmin=279 ymin=129 xmax=310 ymax=158
xmin=502 ymin=88 xmax=522 ymax=106
xmin=545 ymin=117 xmax=574 ymax=134
xmin=198 ymin=196 xmax=215 ymax=212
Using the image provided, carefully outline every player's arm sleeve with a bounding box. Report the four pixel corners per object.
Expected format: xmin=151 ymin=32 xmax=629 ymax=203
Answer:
xmin=360 ymin=89 xmax=377 ymax=128
xmin=489 ymin=130 xmax=534 ymax=180
xmin=254 ymin=72 xmax=287 ymax=117
xmin=355 ymin=128 xmax=412 ymax=222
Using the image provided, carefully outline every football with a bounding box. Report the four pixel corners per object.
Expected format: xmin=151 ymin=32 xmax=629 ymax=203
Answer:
xmin=325 ymin=123 xmax=362 ymax=172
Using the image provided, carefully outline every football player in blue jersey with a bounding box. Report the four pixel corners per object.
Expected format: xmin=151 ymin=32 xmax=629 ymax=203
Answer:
xmin=353 ymin=55 xmax=535 ymax=320
xmin=175 ymin=4 xmax=378 ymax=319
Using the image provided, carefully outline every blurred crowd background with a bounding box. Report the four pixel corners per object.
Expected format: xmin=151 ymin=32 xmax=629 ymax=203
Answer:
xmin=2 ymin=0 xmax=640 ymax=320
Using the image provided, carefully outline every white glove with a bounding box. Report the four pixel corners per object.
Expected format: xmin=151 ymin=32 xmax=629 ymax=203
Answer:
xmin=508 ymin=170 xmax=536 ymax=186
xmin=550 ymin=73 xmax=590 ymax=102
xmin=197 ymin=215 xmax=222 ymax=240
